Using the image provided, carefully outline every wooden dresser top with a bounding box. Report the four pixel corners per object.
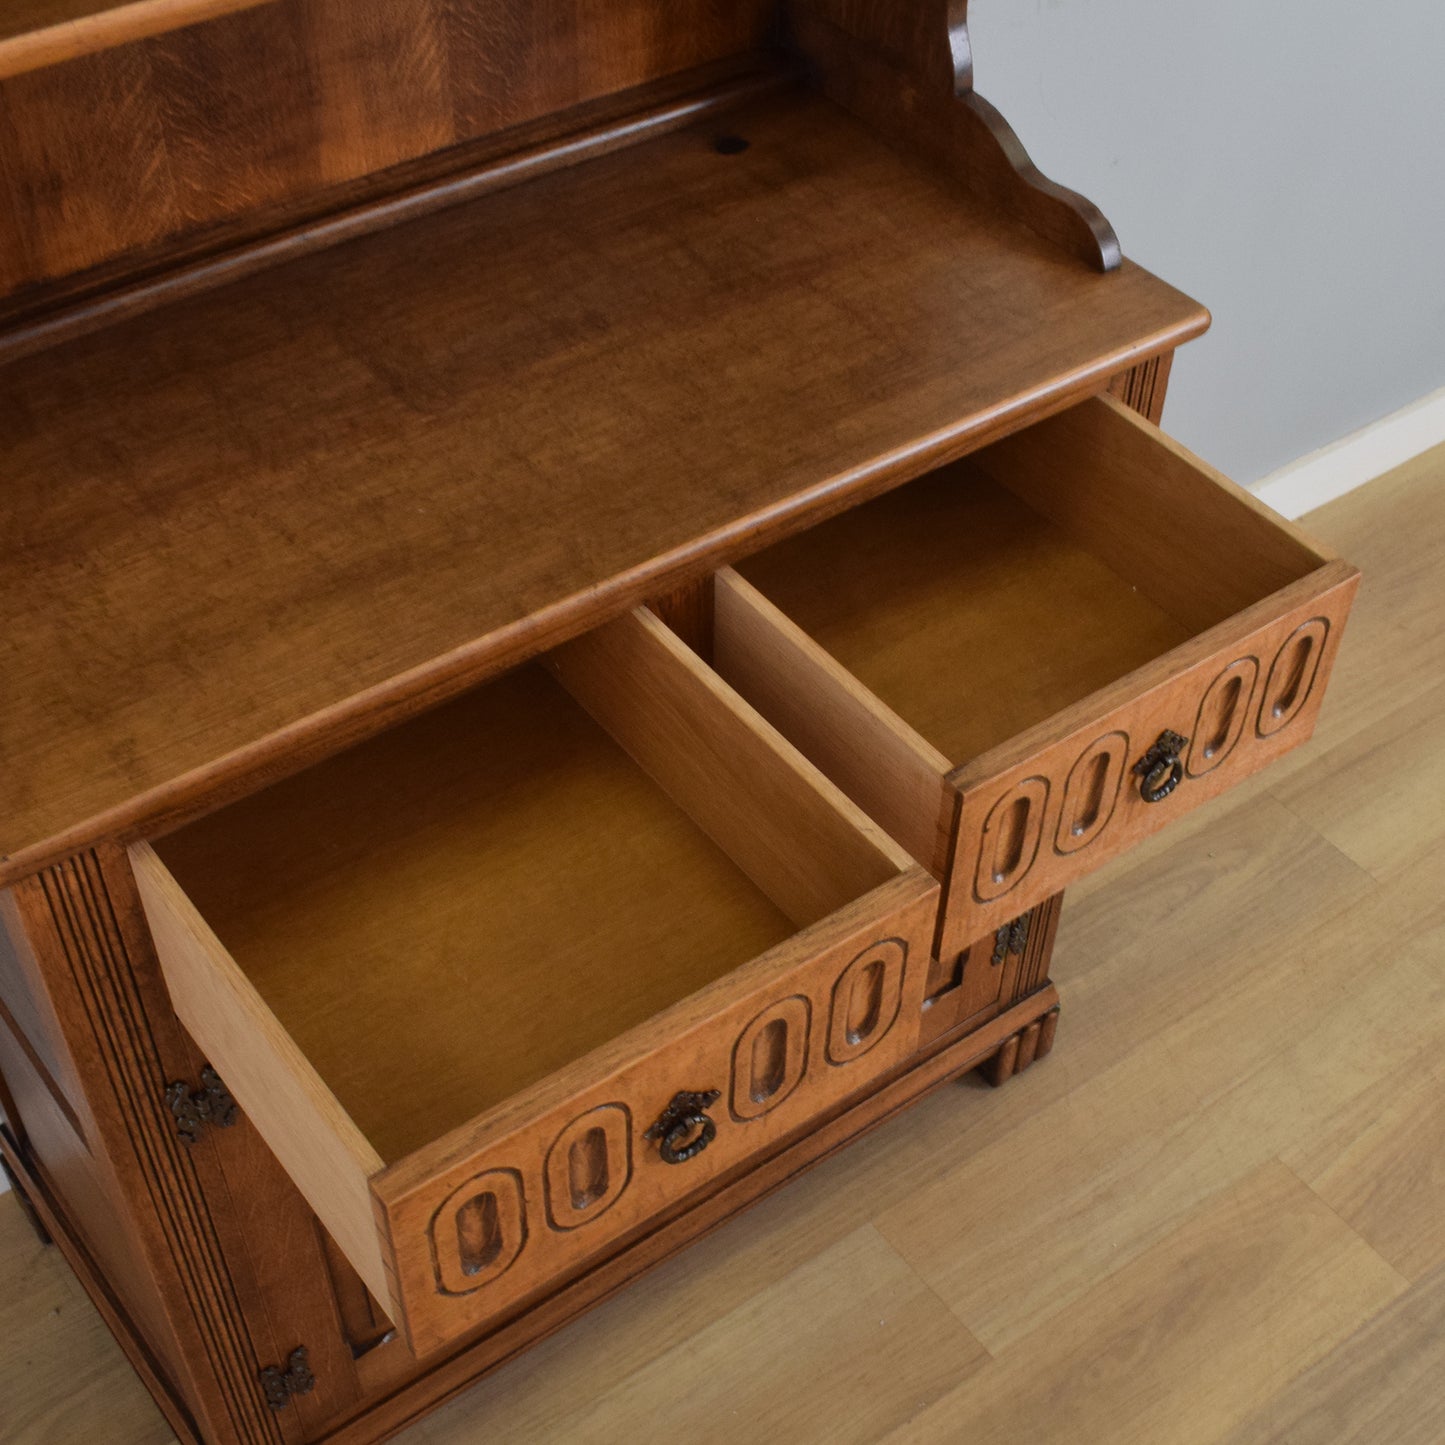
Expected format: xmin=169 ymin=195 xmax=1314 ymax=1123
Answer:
xmin=0 ymin=81 xmax=1206 ymax=884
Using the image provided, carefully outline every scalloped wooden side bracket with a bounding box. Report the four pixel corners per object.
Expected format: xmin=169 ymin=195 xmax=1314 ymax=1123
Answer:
xmin=783 ymin=0 xmax=1121 ymax=271
xmin=947 ymin=0 xmax=975 ymax=93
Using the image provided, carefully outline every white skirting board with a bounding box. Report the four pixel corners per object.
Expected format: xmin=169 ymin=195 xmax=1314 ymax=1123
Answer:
xmin=1252 ymin=385 xmax=1445 ymax=520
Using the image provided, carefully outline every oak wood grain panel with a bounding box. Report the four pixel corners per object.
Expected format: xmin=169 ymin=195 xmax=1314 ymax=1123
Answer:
xmin=0 ymin=0 xmax=775 ymax=303
xmin=0 ymin=0 xmax=274 ymax=77
xmin=0 ymin=89 xmax=1207 ymax=888
xmin=789 ymin=0 xmax=944 ymax=61
xmin=305 ymin=0 xmax=451 ymax=182
xmin=548 ymin=607 xmax=912 ymax=928
xmin=142 ymin=3 xmax=319 ymax=227
xmin=0 ymin=41 xmax=180 ymax=285
xmin=0 ymin=57 xmax=786 ymax=361
xmin=129 ymin=841 xmax=392 ymax=1317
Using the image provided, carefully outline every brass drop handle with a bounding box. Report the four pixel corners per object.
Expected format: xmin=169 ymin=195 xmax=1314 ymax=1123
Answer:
xmin=644 ymin=1089 xmax=720 ymax=1165
xmin=1133 ymin=730 xmax=1189 ymax=804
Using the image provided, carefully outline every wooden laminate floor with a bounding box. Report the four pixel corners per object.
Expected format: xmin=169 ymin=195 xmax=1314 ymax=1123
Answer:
xmin=3 ymin=441 xmax=1443 ymax=1445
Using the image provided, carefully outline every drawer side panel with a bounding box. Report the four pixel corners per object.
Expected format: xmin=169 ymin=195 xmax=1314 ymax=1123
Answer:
xmin=129 ymin=841 xmax=393 ymax=1316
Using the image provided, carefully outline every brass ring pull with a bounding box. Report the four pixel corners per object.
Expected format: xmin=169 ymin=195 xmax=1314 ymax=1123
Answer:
xmin=1133 ymin=730 xmax=1189 ymax=804
xmin=644 ymin=1089 xmax=720 ymax=1165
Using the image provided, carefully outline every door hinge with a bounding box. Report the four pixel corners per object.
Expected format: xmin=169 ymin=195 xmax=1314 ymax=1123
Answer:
xmin=259 ymin=1346 xmax=315 ymax=1410
xmin=165 ymin=1065 xmax=237 ymax=1144
xmin=991 ymin=912 xmax=1032 ymax=967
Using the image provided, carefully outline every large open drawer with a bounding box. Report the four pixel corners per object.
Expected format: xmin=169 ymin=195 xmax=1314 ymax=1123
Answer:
xmin=716 ymin=394 xmax=1359 ymax=964
xmin=129 ymin=609 xmax=938 ymax=1357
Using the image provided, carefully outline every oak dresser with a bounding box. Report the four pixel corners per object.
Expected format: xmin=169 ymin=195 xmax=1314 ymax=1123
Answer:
xmin=0 ymin=2 xmax=1358 ymax=1440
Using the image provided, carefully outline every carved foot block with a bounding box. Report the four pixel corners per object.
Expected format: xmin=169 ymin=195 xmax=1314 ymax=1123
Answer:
xmin=982 ymin=1005 xmax=1059 ymax=1087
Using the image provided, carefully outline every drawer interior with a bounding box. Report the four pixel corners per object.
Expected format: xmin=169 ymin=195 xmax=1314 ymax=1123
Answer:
xmin=736 ymin=458 xmax=1192 ymax=765
xmin=735 ymin=395 xmax=1328 ymax=770
xmin=149 ymin=618 xmax=906 ymax=1167
xmin=713 ymin=394 xmax=1352 ymax=913
xmin=137 ymin=606 xmax=924 ymax=1342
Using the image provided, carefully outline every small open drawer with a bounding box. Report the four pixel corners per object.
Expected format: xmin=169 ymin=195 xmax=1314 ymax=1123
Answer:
xmin=129 ymin=609 xmax=937 ymax=1357
xmin=716 ymin=394 xmax=1359 ymax=963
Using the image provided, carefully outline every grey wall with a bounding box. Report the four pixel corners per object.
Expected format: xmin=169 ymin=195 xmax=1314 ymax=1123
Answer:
xmin=970 ymin=1 xmax=1445 ymax=484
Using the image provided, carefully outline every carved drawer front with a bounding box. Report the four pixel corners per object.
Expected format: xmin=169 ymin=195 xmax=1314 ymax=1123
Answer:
xmin=716 ymin=393 xmax=1358 ymax=959
xmin=380 ymin=906 xmax=932 ymax=1355
xmin=130 ymin=605 xmax=937 ymax=1357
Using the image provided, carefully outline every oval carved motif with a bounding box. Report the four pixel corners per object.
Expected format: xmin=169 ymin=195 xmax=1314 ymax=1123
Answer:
xmin=731 ymin=996 xmax=810 ymax=1121
xmin=1055 ymin=732 xmax=1128 ymax=855
xmin=974 ymin=777 xmax=1049 ymax=903
xmin=543 ymin=1104 xmax=631 ymax=1232
xmin=827 ymin=939 xmax=908 ymax=1066
xmin=1258 ymin=619 xmax=1329 ymax=738
xmin=430 ymin=1168 xmax=527 ymax=1296
xmin=1189 ymin=657 xmax=1259 ymax=775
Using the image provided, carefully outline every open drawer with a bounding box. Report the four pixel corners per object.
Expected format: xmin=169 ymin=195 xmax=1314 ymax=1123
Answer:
xmin=129 ymin=609 xmax=938 ymax=1357
xmin=715 ymin=394 xmax=1359 ymax=964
